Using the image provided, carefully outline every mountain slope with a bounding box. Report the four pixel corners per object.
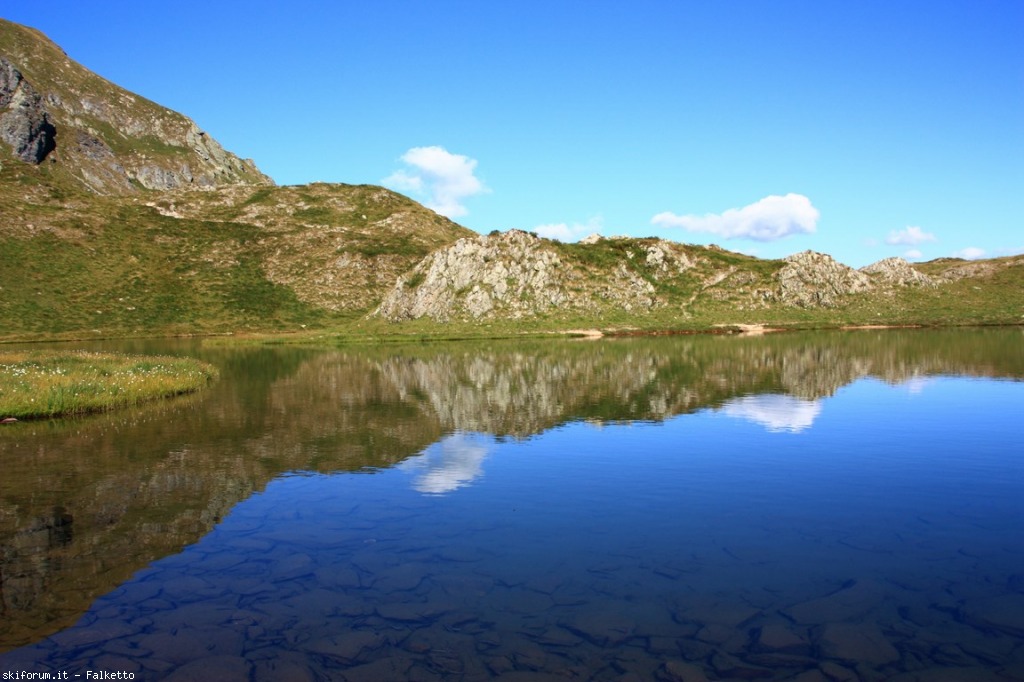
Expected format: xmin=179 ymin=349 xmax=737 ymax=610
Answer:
xmin=0 ymin=18 xmax=269 ymax=193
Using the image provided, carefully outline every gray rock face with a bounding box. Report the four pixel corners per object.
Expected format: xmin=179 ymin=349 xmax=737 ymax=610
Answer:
xmin=376 ymin=232 xmax=950 ymax=322
xmin=777 ymin=250 xmax=874 ymax=307
xmin=375 ymin=230 xmax=577 ymax=322
xmin=860 ymin=257 xmax=934 ymax=287
xmin=374 ymin=230 xmax=702 ymax=322
xmin=0 ymin=57 xmax=55 ymax=163
xmin=0 ymin=21 xmax=272 ymax=192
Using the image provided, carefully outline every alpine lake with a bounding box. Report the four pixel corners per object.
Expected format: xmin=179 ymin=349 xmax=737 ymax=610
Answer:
xmin=1 ymin=328 xmax=1022 ymax=682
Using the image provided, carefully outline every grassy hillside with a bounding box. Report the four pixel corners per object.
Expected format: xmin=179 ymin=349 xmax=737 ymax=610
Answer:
xmin=0 ymin=159 xmax=474 ymax=340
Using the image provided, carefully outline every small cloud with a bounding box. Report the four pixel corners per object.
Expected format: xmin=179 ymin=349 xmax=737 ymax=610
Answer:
xmin=383 ymin=146 xmax=488 ymax=218
xmin=953 ymin=246 xmax=986 ymax=260
xmin=532 ymin=216 xmax=603 ymax=242
xmin=651 ymin=193 xmax=819 ymax=242
xmin=886 ymin=226 xmax=936 ymax=246
xmin=904 ymin=249 xmax=923 ymax=259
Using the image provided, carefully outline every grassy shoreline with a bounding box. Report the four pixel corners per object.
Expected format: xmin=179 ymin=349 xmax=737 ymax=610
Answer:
xmin=4 ymin=316 xmax=1020 ymax=350
xmin=0 ymin=351 xmax=219 ymax=420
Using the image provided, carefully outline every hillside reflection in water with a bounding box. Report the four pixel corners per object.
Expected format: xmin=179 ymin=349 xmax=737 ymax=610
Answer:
xmin=1 ymin=329 xmax=1022 ymax=680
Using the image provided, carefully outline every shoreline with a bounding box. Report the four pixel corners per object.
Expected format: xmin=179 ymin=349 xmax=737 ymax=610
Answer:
xmin=1 ymin=320 xmax=1021 ymax=348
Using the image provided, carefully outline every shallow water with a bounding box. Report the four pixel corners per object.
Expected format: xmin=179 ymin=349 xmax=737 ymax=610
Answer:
xmin=1 ymin=329 xmax=1023 ymax=680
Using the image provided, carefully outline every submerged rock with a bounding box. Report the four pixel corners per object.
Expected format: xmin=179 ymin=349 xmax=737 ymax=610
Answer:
xmin=752 ymin=621 xmax=812 ymax=655
xmin=961 ymin=593 xmax=1024 ymax=637
xmin=783 ymin=579 xmax=884 ymax=624
xmin=816 ymin=622 xmax=901 ymax=666
xmin=558 ymin=608 xmax=637 ymax=647
xmin=657 ymin=660 xmax=709 ymax=682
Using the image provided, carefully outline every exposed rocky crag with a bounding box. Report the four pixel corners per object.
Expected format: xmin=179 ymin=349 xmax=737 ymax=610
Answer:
xmin=0 ymin=19 xmax=270 ymax=193
xmin=0 ymin=57 xmax=55 ymax=163
xmin=375 ymin=231 xmax=721 ymax=322
xmin=377 ymin=230 xmax=575 ymax=321
xmin=776 ymin=250 xmax=874 ymax=308
xmin=859 ymin=257 xmax=935 ymax=287
xmin=375 ymin=235 xmax=947 ymax=322
xmin=924 ymin=254 xmax=1024 ymax=283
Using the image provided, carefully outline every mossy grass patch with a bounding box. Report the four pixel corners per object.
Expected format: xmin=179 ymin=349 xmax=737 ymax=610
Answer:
xmin=0 ymin=350 xmax=218 ymax=419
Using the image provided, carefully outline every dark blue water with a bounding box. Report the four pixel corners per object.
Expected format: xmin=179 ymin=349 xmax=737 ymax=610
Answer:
xmin=2 ymin=335 xmax=1023 ymax=680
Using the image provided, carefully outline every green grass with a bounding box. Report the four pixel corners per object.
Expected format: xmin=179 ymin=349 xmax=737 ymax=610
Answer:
xmin=0 ymin=351 xmax=219 ymax=419
xmin=405 ymin=271 xmax=427 ymax=289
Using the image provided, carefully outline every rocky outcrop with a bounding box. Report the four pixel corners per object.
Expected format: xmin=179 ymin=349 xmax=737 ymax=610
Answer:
xmin=374 ymin=231 xmax=707 ymax=322
xmin=776 ymin=250 xmax=874 ymax=307
xmin=377 ymin=234 xmax=963 ymax=323
xmin=927 ymin=255 xmax=1024 ymax=282
xmin=0 ymin=19 xmax=271 ymax=192
xmin=0 ymin=57 xmax=55 ymax=163
xmin=860 ymin=257 xmax=934 ymax=287
xmin=376 ymin=230 xmax=574 ymax=321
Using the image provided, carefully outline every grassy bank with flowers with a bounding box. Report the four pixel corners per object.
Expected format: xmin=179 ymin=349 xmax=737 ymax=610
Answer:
xmin=0 ymin=351 xmax=218 ymax=420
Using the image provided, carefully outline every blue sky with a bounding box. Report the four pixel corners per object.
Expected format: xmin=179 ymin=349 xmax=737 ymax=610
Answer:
xmin=5 ymin=1 xmax=1022 ymax=266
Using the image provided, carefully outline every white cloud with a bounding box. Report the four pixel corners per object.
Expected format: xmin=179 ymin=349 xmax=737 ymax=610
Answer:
xmin=398 ymin=433 xmax=490 ymax=494
xmin=383 ymin=146 xmax=488 ymax=218
xmin=953 ymin=246 xmax=986 ymax=260
xmin=651 ymin=194 xmax=819 ymax=241
xmin=532 ymin=216 xmax=603 ymax=242
xmin=721 ymin=394 xmax=822 ymax=433
xmin=886 ymin=226 xmax=936 ymax=246
xmin=904 ymin=249 xmax=924 ymax=259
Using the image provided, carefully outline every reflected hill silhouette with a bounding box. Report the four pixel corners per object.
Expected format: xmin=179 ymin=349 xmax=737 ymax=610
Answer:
xmin=1 ymin=328 xmax=1021 ymax=649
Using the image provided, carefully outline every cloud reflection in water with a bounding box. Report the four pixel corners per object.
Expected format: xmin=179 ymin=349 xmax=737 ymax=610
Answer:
xmin=399 ymin=433 xmax=491 ymax=494
xmin=721 ymin=394 xmax=822 ymax=433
